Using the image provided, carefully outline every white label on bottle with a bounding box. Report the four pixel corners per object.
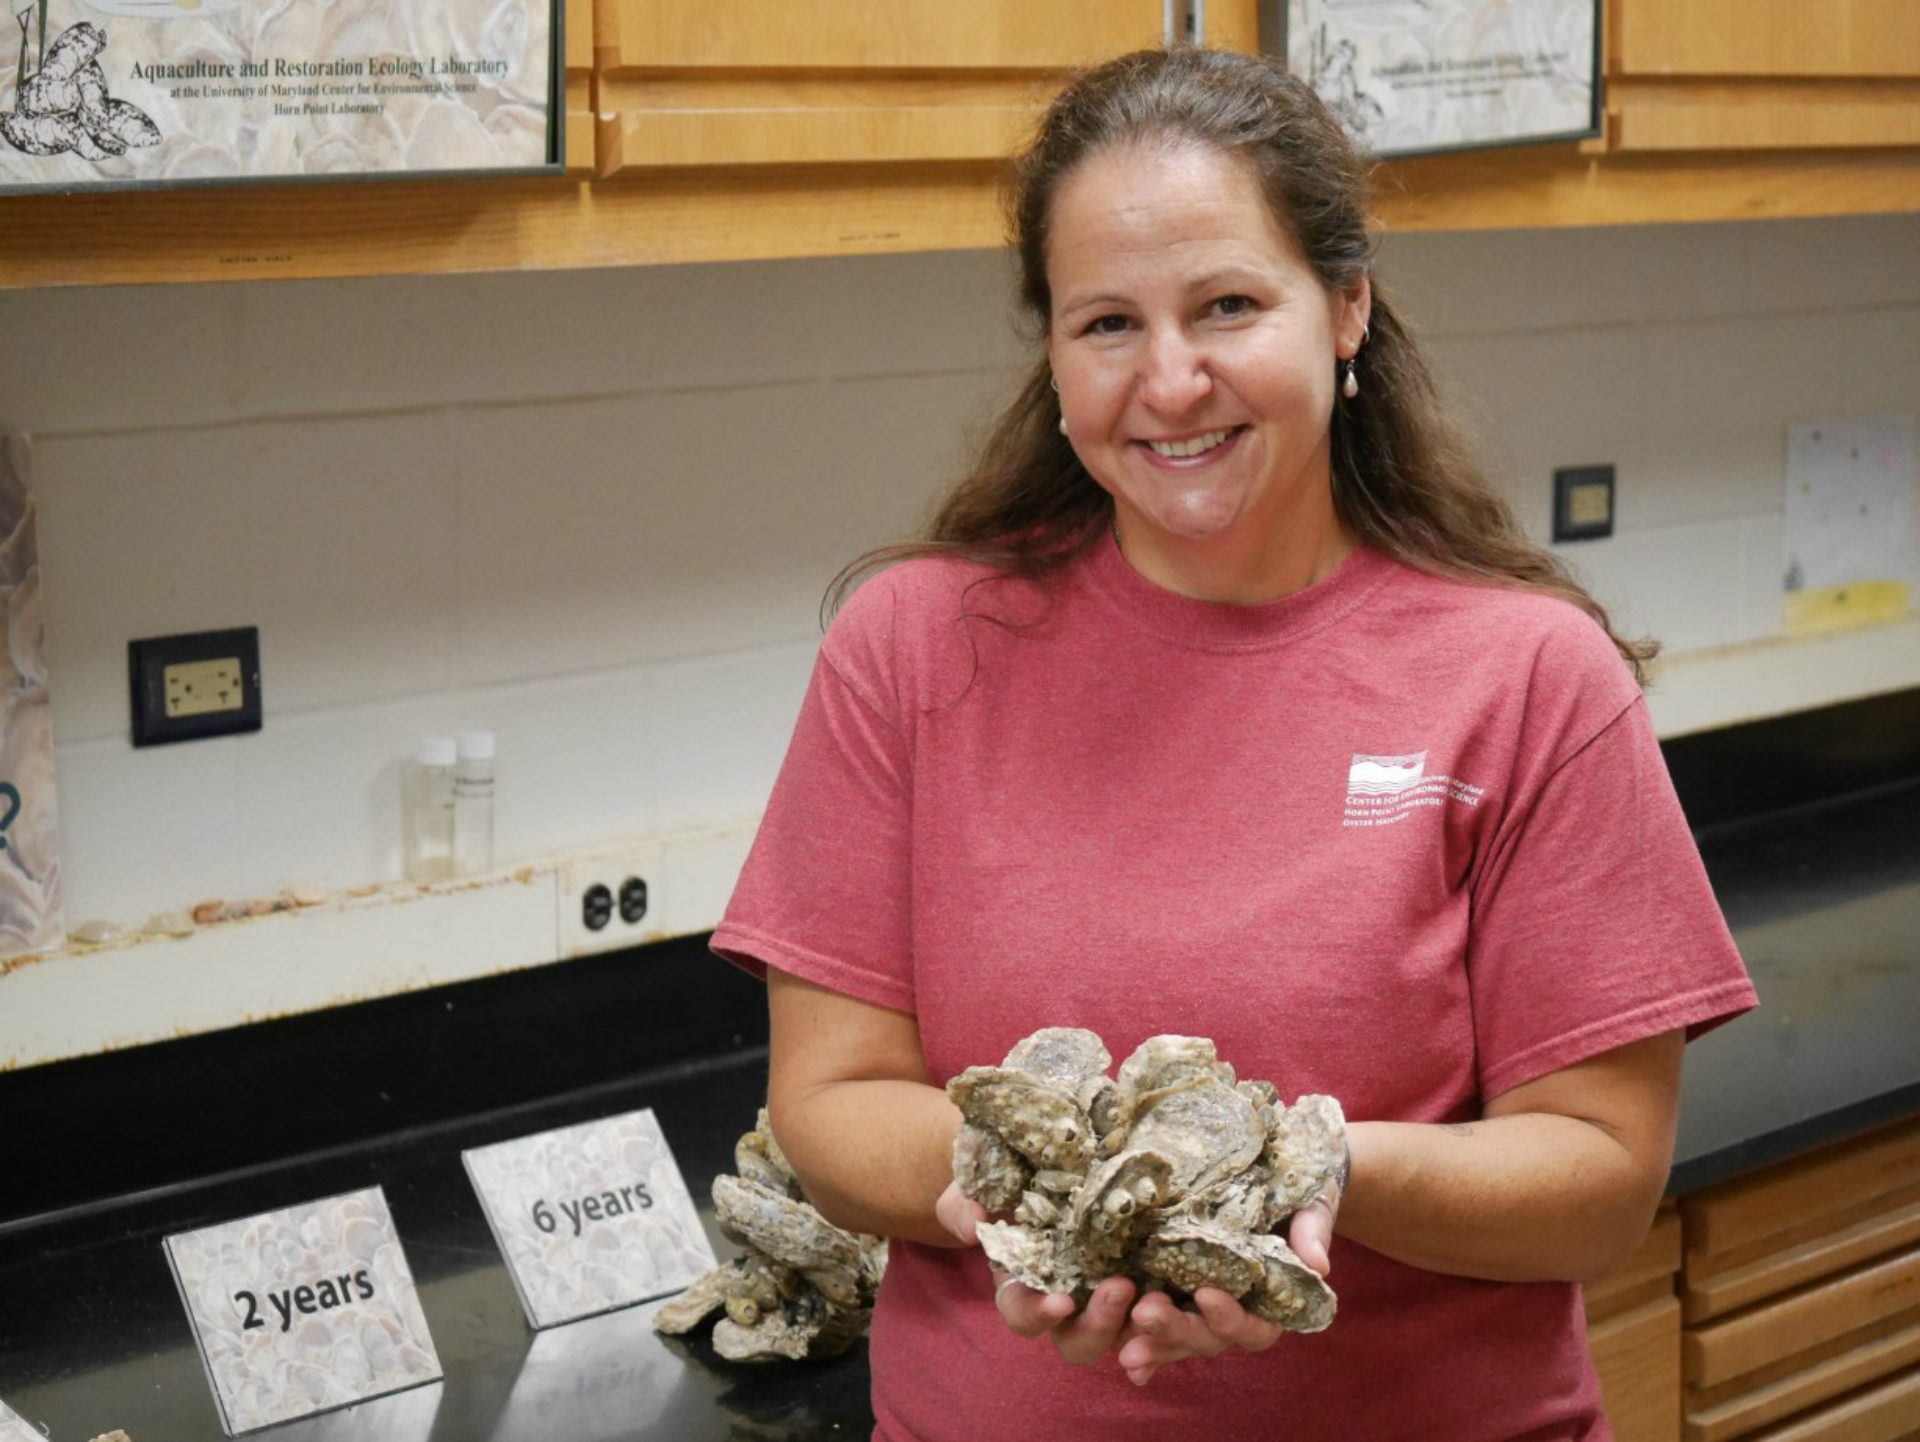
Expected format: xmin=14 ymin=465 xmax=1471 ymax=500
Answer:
xmin=163 ymin=1186 xmax=443 ymax=1436
xmin=462 ymin=1107 xmax=716 ymax=1330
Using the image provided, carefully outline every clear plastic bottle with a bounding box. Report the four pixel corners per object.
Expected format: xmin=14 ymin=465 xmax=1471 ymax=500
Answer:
xmin=405 ymin=735 xmax=457 ymax=883
xmin=452 ymin=729 xmax=496 ymax=877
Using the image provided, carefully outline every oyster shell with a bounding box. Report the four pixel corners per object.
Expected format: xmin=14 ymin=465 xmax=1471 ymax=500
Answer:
xmin=652 ymin=1113 xmax=885 ymax=1362
xmin=946 ymin=1066 xmax=1095 ymax=1173
xmin=1266 ymin=1094 xmax=1348 ymax=1214
xmin=1124 ymin=1076 xmax=1267 ymax=1192
xmin=1003 ymin=1027 xmax=1112 ymax=1090
xmin=947 ymin=1027 xmax=1344 ymax=1333
xmin=952 ymin=1122 xmax=1030 ymax=1212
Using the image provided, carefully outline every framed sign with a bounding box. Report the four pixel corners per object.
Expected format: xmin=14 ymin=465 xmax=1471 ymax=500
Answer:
xmin=462 ymin=1108 xmax=717 ymax=1331
xmin=0 ymin=0 xmax=560 ymax=193
xmin=0 ymin=437 xmax=63 ymax=963
xmin=1272 ymin=0 xmax=1601 ymax=158
xmin=163 ymin=1186 xmax=443 ymax=1436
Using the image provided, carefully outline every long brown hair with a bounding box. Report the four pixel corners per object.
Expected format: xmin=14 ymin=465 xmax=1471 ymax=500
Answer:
xmin=829 ymin=46 xmax=1656 ymax=682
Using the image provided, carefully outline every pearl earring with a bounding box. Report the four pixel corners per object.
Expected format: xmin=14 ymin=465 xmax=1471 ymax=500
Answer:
xmin=1059 ymin=416 xmax=1069 ymax=436
xmin=1342 ymin=360 xmax=1359 ymax=400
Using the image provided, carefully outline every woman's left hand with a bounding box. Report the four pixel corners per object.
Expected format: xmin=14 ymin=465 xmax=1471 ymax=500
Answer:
xmin=1115 ymin=1286 xmax=1283 ymax=1385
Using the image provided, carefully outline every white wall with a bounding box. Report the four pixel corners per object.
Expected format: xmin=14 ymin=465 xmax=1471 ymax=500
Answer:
xmin=3 ymin=212 xmax=1918 ymax=934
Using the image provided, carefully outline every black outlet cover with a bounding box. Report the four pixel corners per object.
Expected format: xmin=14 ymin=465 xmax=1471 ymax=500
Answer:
xmin=128 ymin=627 xmax=263 ymax=748
xmin=1553 ymin=465 xmax=1616 ymax=543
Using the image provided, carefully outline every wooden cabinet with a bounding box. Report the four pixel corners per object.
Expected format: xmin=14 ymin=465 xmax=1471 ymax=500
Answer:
xmin=1607 ymin=0 xmax=1920 ymax=152
xmin=564 ymin=0 xmax=594 ymax=175
xmin=1589 ymin=1206 xmax=1685 ymax=1442
xmin=1 ymin=0 xmax=1918 ymax=287
xmin=590 ymin=2 xmax=1171 ymax=177
xmin=1678 ymin=1117 xmax=1920 ymax=1442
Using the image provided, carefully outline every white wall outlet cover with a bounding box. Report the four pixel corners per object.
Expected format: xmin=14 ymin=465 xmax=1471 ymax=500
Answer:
xmin=557 ymin=844 xmax=665 ymax=958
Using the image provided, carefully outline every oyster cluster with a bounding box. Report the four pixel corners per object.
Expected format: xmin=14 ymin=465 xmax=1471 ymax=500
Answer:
xmin=654 ymin=1109 xmax=886 ymax=1362
xmin=950 ymin=1029 xmax=1344 ymax=1332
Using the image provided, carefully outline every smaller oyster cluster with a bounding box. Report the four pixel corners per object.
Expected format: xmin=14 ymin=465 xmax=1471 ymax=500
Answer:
xmin=654 ymin=1109 xmax=886 ymax=1362
xmin=950 ymin=1030 xmax=1345 ymax=1332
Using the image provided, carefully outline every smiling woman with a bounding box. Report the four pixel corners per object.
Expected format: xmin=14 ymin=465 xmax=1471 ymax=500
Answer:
xmin=711 ymin=45 xmax=1757 ymax=1442
xmin=1045 ymin=141 xmax=1365 ymax=604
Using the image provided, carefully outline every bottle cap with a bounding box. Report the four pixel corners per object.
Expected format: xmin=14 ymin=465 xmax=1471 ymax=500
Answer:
xmin=456 ymin=729 xmax=496 ymax=761
xmin=416 ymin=735 xmax=457 ymax=766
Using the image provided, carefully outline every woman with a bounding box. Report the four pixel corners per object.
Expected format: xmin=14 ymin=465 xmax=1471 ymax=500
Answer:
xmin=711 ymin=46 xmax=1755 ymax=1441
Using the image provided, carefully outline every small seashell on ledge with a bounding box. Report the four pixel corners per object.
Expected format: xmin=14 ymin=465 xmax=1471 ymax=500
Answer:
xmin=70 ymin=918 xmax=130 ymax=945
xmin=144 ymin=910 xmax=197 ymax=939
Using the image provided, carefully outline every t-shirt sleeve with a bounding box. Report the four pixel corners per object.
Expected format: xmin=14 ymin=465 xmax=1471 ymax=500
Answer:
xmin=1466 ymin=694 xmax=1758 ymax=1100
xmin=709 ymin=589 xmax=917 ymax=1015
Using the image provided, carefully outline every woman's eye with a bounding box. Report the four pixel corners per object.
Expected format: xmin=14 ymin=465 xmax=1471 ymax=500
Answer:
xmin=1085 ymin=314 xmax=1130 ymax=336
xmin=1213 ymin=295 xmax=1255 ymax=318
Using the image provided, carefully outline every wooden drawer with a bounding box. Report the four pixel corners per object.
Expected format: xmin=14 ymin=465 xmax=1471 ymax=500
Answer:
xmin=1616 ymin=0 xmax=1920 ymax=79
xmin=591 ymin=0 xmax=1168 ymax=176
xmin=1681 ymin=1118 xmax=1920 ymax=1442
xmin=1683 ymin=1118 xmax=1920 ymax=1319
xmin=1731 ymin=1366 xmax=1920 ymax=1442
xmin=1607 ymin=0 xmax=1920 ymax=154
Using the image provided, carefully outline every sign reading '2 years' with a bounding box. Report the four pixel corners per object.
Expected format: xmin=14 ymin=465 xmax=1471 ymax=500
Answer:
xmin=164 ymin=1187 xmax=442 ymax=1436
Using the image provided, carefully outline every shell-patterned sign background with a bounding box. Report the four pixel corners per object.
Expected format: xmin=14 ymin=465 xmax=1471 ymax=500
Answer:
xmin=163 ymin=1187 xmax=443 ymax=1435
xmin=0 ymin=0 xmax=553 ymax=189
xmin=463 ymin=1108 xmax=718 ymax=1330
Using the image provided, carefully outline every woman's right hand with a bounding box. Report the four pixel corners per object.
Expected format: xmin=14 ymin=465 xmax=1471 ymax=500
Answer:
xmin=935 ymin=1180 xmax=1140 ymax=1364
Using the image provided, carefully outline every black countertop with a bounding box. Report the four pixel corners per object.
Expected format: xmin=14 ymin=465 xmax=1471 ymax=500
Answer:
xmin=1670 ymin=775 xmax=1920 ymax=1191
xmin=2 ymin=778 xmax=1916 ymax=1440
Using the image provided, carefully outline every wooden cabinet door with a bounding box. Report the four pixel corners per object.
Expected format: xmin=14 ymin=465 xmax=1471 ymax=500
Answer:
xmin=564 ymin=0 xmax=594 ymax=174
xmin=592 ymin=1 xmax=1171 ymax=176
xmin=1608 ymin=0 xmax=1920 ymax=152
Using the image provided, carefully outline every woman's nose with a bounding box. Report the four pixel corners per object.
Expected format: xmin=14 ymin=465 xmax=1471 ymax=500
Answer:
xmin=1138 ymin=330 xmax=1213 ymax=414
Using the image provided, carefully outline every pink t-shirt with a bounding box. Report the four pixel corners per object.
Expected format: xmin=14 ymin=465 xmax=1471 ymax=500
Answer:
xmin=712 ymin=531 xmax=1756 ymax=1442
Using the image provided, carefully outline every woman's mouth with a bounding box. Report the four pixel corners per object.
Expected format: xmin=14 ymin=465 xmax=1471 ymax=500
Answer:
xmin=1135 ymin=425 xmax=1247 ymax=468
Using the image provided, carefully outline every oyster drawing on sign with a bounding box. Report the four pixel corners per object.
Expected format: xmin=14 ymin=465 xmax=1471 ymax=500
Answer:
xmin=3 ymin=17 xmax=160 ymax=160
xmin=0 ymin=436 xmax=63 ymax=963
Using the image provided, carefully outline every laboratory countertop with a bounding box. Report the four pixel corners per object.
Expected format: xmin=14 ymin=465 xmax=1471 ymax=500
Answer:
xmin=2 ymin=777 xmax=1917 ymax=1441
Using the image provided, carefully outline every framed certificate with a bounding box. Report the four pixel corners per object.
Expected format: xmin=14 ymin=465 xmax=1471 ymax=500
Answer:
xmin=0 ymin=0 xmax=560 ymax=193
xmin=1268 ymin=0 xmax=1602 ymax=158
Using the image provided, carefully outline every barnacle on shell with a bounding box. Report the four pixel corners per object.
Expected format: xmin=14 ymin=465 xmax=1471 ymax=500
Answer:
xmin=947 ymin=1030 xmax=1345 ymax=1331
xmin=653 ymin=1109 xmax=885 ymax=1362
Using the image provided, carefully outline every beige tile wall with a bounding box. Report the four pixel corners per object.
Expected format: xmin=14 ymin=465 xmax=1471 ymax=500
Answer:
xmin=2 ymin=214 xmax=1916 ymax=923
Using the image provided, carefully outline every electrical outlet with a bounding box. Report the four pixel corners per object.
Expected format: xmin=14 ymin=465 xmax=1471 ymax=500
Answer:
xmin=1552 ymin=465 xmax=1616 ymax=543
xmin=165 ymin=657 xmax=245 ymax=718
xmin=557 ymin=843 xmax=663 ymax=958
xmin=128 ymin=627 xmax=263 ymax=747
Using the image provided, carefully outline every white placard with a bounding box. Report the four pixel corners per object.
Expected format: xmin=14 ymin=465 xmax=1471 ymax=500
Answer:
xmin=1286 ymin=0 xmax=1599 ymax=157
xmin=163 ymin=1186 xmax=444 ymax=1437
xmin=1784 ymin=416 xmax=1917 ymax=593
xmin=462 ymin=1108 xmax=717 ymax=1330
xmin=0 ymin=1398 xmax=40 ymax=1442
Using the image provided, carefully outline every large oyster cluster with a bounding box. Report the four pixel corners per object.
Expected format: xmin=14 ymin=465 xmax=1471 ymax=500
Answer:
xmin=654 ymin=1110 xmax=886 ymax=1362
xmin=949 ymin=1029 xmax=1344 ymax=1332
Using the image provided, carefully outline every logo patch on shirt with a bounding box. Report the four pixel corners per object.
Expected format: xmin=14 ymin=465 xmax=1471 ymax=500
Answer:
xmin=1343 ymin=752 xmax=1486 ymax=828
